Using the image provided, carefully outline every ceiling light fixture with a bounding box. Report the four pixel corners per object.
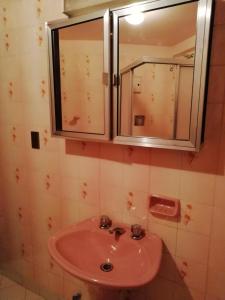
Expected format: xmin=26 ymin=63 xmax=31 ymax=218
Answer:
xmin=125 ymin=12 xmax=144 ymax=25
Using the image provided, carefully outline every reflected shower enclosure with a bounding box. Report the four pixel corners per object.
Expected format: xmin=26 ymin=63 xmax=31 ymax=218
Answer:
xmin=118 ymin=2 xmax=197 ymax=140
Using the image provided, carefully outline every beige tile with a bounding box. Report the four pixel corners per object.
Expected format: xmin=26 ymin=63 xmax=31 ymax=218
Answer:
xmin=47 ymin=272 xmax=63 ymax=298
xmin=180 ymin=171 xmax=216 ymax=206
xmin=209 ymin=237 xmax=225 ymax=271
xmin=27 ymin=169 xmax=61 ymax=198
xmin=60 ymin=177 xmax=79 ymax=200
xmin=0 ymin=56 xmax=20 ymax=83
xmin=78 ymin=155 xmax=100 ymax=185
xmin=20 ymin=53 xmax=49 ymax=103
xmin=122 ymin=210 xmax=148 ymax=229
xmin=175 ymin=257 xmax=207 ymax=292
xmin=78 ymin=202 xmax=100 ymax=222
xmin=18 ymin=26 xmax=47 ymax=56
xmin=100 ymin=159 xmax=123 ymax=188
xmin=0 ymin=28 xmax=18 ymax=58
xmin=44 ymin=0 xmax=65 ymax=21
xmin=211 ymin=207 xmax=225 ymax=241
xmin=149 ymin=222 xmax=177 ymax=255
xmin=148 ymin=211 xmax=178 ymax=229
xmin=59 ymin=153 xmax=80 ymax=179
xmin=0 ymin=102 xmax=24 ymax=125
xmin=31 ymin=190 xmax=61 ymax=222
xmin=23 ymin=103 xmax=51 ymax=129
xmin=176 ymin=230 xmax=210 ymax=264
xmin=207 ymin=267 xmax=225 ymax=299
xmin=0 ymin=1 xmax=21 ymax=30
xmin=78 ymin=178 xmax=100 ymax=206
xmin=214 ymin=175 xmax=225 ymax=209
xmin=122 ymin=162 xmax=150 ymax=192
xmin=100 ymin=185 xmax=125 ymax=221
xmin=26 ymin=150 xmax=60 ymax=174
xmin=121 ymin=189 xmax=149 ymax=223
xmin=178 ymin=201 xmax=213 ymax=236
xmin=150 ymin=166 xmax=181 ymax=198
xmin=20 ymin=261 xmax=37 ymax=292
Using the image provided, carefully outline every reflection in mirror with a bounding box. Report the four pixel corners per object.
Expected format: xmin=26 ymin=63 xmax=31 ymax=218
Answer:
xmin=118 ymin=2 xmax=197 ymax=140
xmin=58 ymin=18 xmax=105 ymax=134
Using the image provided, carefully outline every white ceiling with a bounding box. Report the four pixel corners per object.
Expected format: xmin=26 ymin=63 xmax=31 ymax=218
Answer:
xmin=60 ymin=2 xmax=197 ymax=46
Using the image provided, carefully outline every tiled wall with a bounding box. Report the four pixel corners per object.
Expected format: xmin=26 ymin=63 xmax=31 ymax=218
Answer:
xmin=0 ymin=0 xmax=224 ymax=300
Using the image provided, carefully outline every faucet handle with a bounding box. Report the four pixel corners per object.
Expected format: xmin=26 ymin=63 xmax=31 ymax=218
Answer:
xmin=131 ymin=224 xmax=145 ymax=240
xmin=99 ymin=215 xmax=112 ymax=229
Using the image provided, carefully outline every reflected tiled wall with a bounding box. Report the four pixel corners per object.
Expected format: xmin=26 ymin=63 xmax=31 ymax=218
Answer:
xmin=0 ymin=0 xmax=225 ymax=300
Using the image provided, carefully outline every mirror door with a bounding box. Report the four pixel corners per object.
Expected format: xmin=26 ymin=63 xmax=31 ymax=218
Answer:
xmin=113 ymin=0 xmax=212 ymax=151
xmin=48 ymin=10 xmax=111 ymax=140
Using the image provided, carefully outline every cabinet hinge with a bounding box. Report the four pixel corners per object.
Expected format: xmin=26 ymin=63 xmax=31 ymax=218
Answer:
xmin=113 ymin=74 xmax=120 ymax=86
xmin=102 ymin=72 xmax=109 ymax=86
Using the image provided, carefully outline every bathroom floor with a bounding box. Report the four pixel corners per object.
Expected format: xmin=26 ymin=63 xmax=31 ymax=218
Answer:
xmin=0 ymin=274 xmax=44 ymax=300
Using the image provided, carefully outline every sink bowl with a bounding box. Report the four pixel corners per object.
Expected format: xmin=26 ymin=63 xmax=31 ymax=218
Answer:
xmin=48 ymin=217 xmax=162 ymax=289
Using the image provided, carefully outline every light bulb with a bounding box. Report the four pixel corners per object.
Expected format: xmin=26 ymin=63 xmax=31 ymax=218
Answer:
xmin=125 ymin=12 xmax=144 ymax=25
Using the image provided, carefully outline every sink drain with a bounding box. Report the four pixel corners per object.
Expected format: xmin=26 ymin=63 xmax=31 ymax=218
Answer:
xmin=100 ymin=262 xmax=113 ymax=272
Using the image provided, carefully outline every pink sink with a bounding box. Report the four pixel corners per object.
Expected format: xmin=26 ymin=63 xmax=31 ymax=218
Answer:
xmin=48 ymin=217 xmax=162 ymax=289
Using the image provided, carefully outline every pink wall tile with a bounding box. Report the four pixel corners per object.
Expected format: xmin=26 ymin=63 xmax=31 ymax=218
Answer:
xmin=180 ymin=171 xmax=216 ymax=206
xmin=178 ymin=201 xmax=213 ymax=236
xmin=150 ymin=166 xmax=181 ymax=198
xmin=176 ymin=230 xmax=210 ymax=264
xmin=207 ymin=267 xmax=225 ymax=299
xmin=210 ymin=24 xmax=225 ymax=66
xmin=175 ymin=257 xmax=207 ymax=292
xmin=0 ymin=0 xmax=225 ymax=299
xmin=148 ymin=222 xmax=177 ymax=255
xmin=207 ymin=66 xmax=225 ymax=104
xmin=214 ymin=0 xmax=225 ymax=26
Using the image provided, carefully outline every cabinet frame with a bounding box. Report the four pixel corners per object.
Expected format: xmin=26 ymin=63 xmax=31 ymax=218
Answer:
xmin=47 ymin=9 xmax=111 ymax=141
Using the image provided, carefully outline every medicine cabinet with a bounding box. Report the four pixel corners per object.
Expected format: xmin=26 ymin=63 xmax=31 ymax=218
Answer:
xmin=47 ymin=0 xmax=213 ymax=151
xmin=48 ymin=10 xmax=111 ymax=141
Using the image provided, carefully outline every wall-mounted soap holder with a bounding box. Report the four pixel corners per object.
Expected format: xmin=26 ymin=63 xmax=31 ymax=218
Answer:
xmin=149 ymin=194 xmax=180 ymax=218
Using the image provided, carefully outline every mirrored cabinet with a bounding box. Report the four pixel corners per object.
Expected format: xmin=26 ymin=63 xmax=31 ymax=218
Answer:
xmin=47 ymin=0 xmax=213 ymax=151
xmin=48 ymin=10 xmax=111 ymax=141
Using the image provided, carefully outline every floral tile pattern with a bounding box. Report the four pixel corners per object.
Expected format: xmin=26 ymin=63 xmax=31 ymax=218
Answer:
xmin=0 ymin=0 xmax=224 ymax=300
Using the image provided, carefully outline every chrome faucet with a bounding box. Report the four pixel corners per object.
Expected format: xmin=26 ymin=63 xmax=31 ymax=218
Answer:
xmin=99 ymin=215 xmax=112 ymax=229
xmin=131 ymin=224 xmax=145 ymax=240
xmin=109 ymin=227 xmax=126 ymax=241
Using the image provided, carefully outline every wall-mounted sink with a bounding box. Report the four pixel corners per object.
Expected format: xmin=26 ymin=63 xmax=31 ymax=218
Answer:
xmin=48 ymin=217 xmax=162 ymax=289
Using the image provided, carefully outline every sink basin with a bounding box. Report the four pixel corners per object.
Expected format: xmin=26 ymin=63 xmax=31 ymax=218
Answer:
xmin=48 ymin=217 xmax=162 ymax=289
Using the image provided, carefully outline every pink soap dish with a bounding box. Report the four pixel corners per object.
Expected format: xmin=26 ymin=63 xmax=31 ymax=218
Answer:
xmin=149 ymin=194 xmax=180 ymax=218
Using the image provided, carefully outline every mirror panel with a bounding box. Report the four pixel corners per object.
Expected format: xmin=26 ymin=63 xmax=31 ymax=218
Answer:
xmin=48 ymin=0 xmax=213 ymax=151
xmin=58 ymin=19 xmax=105 ymax=134
xmin=118 ymin=1 xmax=197 ymax=140
xmin=48 ymin=10 xmax=110 ymax=141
